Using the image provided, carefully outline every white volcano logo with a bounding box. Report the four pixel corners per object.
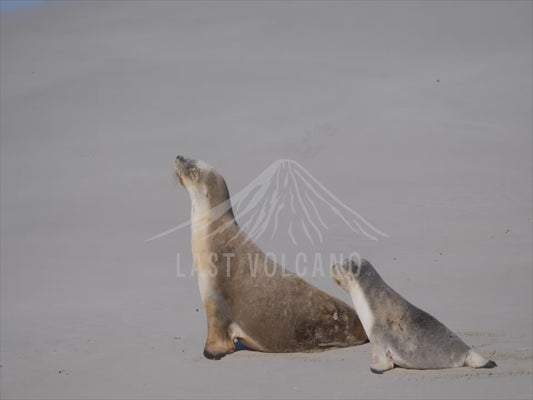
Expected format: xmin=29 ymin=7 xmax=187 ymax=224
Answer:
xmin=147 ymin=159 xmax=387 ymax=244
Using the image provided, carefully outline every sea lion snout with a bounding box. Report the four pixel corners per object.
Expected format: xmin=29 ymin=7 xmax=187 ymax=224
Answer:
xmin=331 ymin=263 xmax=351 ymax=290
xmin=175 ymin=155 xmax=192 ymax=170
xmin=174 ymin=155 xmax=196 ymax=175
xmin=331 ymin=264 xmax=341 ymax=280
xmin=174 ymin=155 xmax=202 ymax=172
xmin=174 ymin=156 xmax=190 ymax=187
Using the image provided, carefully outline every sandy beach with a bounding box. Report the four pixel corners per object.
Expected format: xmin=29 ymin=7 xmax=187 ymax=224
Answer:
xmin=1 ymin=1 xmax=532 ymax=399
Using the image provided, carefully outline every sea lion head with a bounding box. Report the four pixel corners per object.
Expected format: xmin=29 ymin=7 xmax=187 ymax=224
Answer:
xmin=174 ymin=155 xmax=233 ymax=218
xmin=332 ymin=256 xmax=369 ymax=291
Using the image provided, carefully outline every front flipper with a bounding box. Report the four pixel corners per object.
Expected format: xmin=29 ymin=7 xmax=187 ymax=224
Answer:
xmin=370 ymin=343 xmax=394 ymax=374
xmin=203 ymin=298 xmax=235 ymax=360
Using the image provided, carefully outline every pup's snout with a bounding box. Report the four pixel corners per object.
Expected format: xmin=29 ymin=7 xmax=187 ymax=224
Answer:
xmin=176 ymin=155 xmax=185 ymax=161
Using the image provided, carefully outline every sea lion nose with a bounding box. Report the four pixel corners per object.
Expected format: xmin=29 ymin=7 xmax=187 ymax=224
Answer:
xmin=176 ymin=155 xmax=184 ymax=161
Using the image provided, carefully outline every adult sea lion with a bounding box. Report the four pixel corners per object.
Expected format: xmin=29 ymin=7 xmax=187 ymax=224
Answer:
xmin=174 ymin=155 xmax=367 ymax=359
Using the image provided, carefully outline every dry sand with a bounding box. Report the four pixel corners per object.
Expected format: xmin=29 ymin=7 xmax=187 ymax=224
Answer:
xmin=1 ymin=1 xmax=532 ymax=399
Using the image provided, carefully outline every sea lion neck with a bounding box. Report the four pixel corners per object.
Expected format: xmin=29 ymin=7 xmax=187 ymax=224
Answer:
xmin=189 ymin=192 xmax=238 ymax=236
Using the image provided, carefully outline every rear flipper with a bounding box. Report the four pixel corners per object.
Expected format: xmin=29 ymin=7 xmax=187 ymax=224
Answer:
xmin=464 ymin=349 xmax=497 ymax=369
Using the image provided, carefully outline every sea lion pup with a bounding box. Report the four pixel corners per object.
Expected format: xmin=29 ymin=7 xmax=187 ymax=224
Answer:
xmin=332 ymin=257 xmax=497 ymax=373
xmin=174 ymin=155 xmax=367 ymax=359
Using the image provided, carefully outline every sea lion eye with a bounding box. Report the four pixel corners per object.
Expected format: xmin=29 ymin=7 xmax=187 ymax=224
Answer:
xmin=349 ymin=261 xmax=360 ymax=277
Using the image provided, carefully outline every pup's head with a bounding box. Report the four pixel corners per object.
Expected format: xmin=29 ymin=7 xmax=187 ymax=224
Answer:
xmin=332 ymin=256 xmax=366 ymax=292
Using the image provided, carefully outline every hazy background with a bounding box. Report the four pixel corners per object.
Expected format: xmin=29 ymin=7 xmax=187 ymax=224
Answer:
xmin=1 ymin=1 xmax=532 ymax=399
